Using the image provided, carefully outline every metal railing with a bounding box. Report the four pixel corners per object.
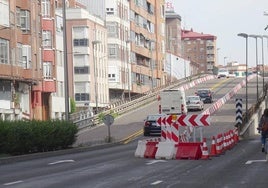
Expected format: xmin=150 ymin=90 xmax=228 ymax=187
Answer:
xmin=70 ymin=74 xmax=207 ymax=130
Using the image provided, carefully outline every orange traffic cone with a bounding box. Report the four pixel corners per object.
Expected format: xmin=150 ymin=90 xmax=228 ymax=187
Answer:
xmin=210 ymin=136 xmax=217 ymax=157
xmin=201 ymin=138 xmax=210 ymax=160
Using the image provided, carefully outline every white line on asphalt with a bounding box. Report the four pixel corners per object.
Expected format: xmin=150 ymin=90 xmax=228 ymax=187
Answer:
xmin=245 ymin=160 xmax=267 ymax=164
xmin=146 ymin=160 xmax=167 ymax=165
xmin=4 ymin=180 xmax=23 ymax=186
xmin=151 ymin=180 xmax=163 ymax=185
xmin=48 ymin=159 xmax=75 ymax=165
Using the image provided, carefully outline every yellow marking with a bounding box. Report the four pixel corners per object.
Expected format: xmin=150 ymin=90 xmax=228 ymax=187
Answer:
xmin=121 ymin=129 xmax=143 ymax=144
xmin=211 ymin=78 xmax=229 ymax=90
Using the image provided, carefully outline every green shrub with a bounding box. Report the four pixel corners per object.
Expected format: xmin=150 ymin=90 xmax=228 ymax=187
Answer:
xmin=0 ymin=120 xmax=78 ymax=155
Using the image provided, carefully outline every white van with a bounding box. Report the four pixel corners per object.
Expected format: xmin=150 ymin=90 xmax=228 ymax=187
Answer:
xmin=217 ymin=69 xmax=229 ymax=78
xmin=159 ymin=89 xmax=187 ymax=115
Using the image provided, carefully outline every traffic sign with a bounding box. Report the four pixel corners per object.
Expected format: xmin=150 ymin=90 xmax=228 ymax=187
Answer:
xmin=103 ymin=114 xmax=114 ymax=126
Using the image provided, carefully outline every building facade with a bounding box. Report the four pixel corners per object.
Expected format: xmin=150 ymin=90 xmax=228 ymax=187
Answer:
xmin=0 ymin=0 xmax=42 ymax=120
xmin=182 ymin=29 xmax=217 ymax=73
xmin=129 ymin=0 xmax=166 ymax=93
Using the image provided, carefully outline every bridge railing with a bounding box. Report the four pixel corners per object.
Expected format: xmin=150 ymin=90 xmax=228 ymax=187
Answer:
xmin=70 ymin=74 xmax=209 ymax=130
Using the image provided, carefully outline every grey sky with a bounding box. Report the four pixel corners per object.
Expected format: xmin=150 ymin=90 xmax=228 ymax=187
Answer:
xmin=169 ymin=0 xmax=268 ymax=67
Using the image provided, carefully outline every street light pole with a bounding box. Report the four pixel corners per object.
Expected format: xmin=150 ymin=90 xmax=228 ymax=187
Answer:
xmin=224 ymin=56 xmax=228 ymax=66
xmin=260 ymin=36 xmax=265 ymax=91
xmin=63 ymin=0 xmax=69 ymax=121
xmin=92 ymin=40 xmax=101 ymax=114
xmin=248 ymin=35 xmax=259 ymax=101
xmin=126 ymin=40 xmax=131 ymax=101
xmin=237 ymin=33 xmax=248 ymax=122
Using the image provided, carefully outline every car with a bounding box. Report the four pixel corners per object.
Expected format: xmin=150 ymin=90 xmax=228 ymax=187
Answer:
xmin=196 ymin=89 xmax=213 ymax=103
xmin=217 ymin=69 xmax=229 ymax=78
xmin=143 ymin=114 xmax=163 ymax=136
xmin=186 ymin=95 xmax=204 ymax=111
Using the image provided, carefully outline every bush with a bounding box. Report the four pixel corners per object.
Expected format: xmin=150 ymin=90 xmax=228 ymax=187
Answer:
xmin=0 ymin=120 xmax=78 ymax=155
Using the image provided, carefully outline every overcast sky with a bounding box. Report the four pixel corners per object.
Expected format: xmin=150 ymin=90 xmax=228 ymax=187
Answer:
xmin=168 ymin=0 xmax=268 ymax=67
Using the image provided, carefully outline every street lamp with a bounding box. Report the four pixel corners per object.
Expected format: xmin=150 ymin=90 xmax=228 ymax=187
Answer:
xmin=263 ymin=35 xmax=268 ymax=90
xmin=248 ymin=35 xmax=259 ymax=101
xmin=92 ymin=40 xmax=101 ymax=114
xmin=63 ymin=0 xmax=69 ymax=121
xmin=224 ymin=56 xmax=228 ymax=66
xmin=237 ymin=33 xmax=248 ymax=122
xmin=126 ymin=39 xmax=132 ymax=101
xmin=149 ymin=40 xmax=155 ymax=90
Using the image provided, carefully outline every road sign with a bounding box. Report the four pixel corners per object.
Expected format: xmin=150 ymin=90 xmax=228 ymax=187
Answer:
xmin=103 ymin=114 xmax=114 ymax=126
xmin=235 ymin=98 xmax=243 ymax=124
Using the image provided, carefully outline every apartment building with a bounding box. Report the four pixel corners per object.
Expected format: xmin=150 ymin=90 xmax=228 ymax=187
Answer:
xmin=0 ymin=0 xmax=42 ymax=120
xmin=65 ymin=7 xmax=108 ymax=113
xmin=105 ymin=0 xmax=131 ymax=101
xmin=182 ymin=29 xmax=217 ymax=73
xmin=129 ymin=0 xmax=166 ymax=93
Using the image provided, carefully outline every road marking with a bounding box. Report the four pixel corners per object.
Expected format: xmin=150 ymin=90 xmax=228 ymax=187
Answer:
xmin=48 ymin=159 xmax=75 ymax=165
xmin=4 ymin=180 xmax=23 ymax=186
xmin=151 ymin=180 xmax=163 ymax=185
xmin=245 ymin=160 xmax=267 ymax=164
xmin=146 ymin=160 xmax=167 ymax=165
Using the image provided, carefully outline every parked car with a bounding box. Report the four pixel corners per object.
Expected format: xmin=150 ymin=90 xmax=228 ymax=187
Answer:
xmin=143 ymin=114 xmax=163 ymax=136
xmin=196 ymin=89 xmax=213 ymax=103
xmin=186 ymin=96 xmax=204 ymax=111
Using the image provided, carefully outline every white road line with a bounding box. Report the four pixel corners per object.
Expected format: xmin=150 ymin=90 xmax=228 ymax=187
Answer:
xmin=146 ymin=160 xmax=167 ymax=165
xmin=151 ymin=180 xmax=163 ymax=185
xmin=48 ymin=159 xmax=75 ymax=165
xmin=4 ymin=180 xmax=23 ymax=186
xmin=245 ymin=160 xmax=267 ymax=164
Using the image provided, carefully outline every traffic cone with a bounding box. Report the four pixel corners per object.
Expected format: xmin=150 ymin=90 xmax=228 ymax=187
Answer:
xmin=201 ymin=138 xmax=210 ymax=160
xmin=210 ymin=136 xmax=217 ymax=157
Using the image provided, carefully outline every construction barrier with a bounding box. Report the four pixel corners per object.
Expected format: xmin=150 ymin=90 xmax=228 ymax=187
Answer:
xmin=134 ymin=140 xmax=147 ymax=158
xmin=175 ymin=142 xmax=202 ymax=160
xmin=155 ymin=142 xmax=176 ymax=160
xmin=144 ymin=141 xmax=158 ymax=158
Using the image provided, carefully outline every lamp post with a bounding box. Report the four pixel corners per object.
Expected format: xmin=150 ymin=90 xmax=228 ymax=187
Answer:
xmin=149 ymin=40 xmax=155 ymax=90
xmin=126 ymin=39 xmax=131 ymax=101
xmin=92 ymin=40 xmax=101 ymax=114
xmin=263 ymin=35 xmax=268 ymax=90
xmin=248 ymin=35 xmax=259 ymax=101
xmin=224 ymin=56 xmax=228 ymax=66
xmin=237 ymin=33 xmax=248 ymax=122
xmin=63 ymin=0 xmax=69 ymax=121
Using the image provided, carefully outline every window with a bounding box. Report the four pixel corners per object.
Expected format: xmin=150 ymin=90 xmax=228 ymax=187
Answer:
xmin=42 ymin=0 xmax=50 ymax=17
xmin=75 ymin=93 xmax=90 ymax=101
xmin=107 ymin=22 xmax=118 ymax=38
xmin=42 ymin=30 xmax=52 ymax=48
xmin=56 ymin=15 xmax=63 ymax=32
xmin=17 ymin=43 xmax=23 ymax=66
xmin=108 ymin=44 xmax=118 ymax=58
xmin=74 ymin=66 xmax=89 ymax=74
xmin=43 ymin=61 xmax=52 ymax=79
xmin=73 ymin=39 xmax=89 ymax=47
xmin=108 ymin=73 xmax=116 ymax=81
xmin=20 ymin=10 xmax=30 ymax=32
xmin=16 ymin=7 xmax=21 ymax=27
xmin=106 ymin=8 xmax=114 ymax=15
xmin=0 ymin=38 xmax=9 ymax=64
xmin=0 ymin=0 xmax=9 ymax=26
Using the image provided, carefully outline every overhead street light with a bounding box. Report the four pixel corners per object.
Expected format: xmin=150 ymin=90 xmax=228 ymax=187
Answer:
xmin=237 ymin=33 xmax=249 ymax=123
xmin=224 ymin=56 xmax=228 ymax=66
xmin=92 ymin=40 xmax=101 ymax=114
xmin=63 ymin=0 xmax=69 ymax=121
xmin=248 ymin=35 xmax=259 ymax=101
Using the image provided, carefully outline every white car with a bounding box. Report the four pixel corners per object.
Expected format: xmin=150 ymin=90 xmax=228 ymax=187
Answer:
xmin=186 ymin=96 xmax=204 ymax=111
xmin=217 ymin=69 xmax=229 ymax=78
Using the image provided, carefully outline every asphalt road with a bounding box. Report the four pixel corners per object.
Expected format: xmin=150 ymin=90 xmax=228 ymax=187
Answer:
xmin=1 ymin=75 xmax=267 ymax=188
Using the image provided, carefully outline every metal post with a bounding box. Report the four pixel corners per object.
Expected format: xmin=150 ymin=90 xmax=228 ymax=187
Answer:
xmin=63 ymin=1 xmax=69 ymax=121
xmin=92 ymin=40 xmax=101 ymax=114
xmin=237 ymin=33 xmax=248 ymax=122
xmin=261 ymin=37 xmax=265 ymax=91
xmin=126 ymin=40 xmax=131 ymax=101
xmin=249 ymin=35 xmax=259 ymax=101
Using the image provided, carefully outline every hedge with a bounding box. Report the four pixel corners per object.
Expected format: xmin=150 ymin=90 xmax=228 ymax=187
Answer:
xmin=0 ymin=120 xmax=78 ymax=155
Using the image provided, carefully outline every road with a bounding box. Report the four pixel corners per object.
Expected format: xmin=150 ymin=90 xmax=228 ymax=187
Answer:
xmin=1 ymin=75 xmax=268 ymax=188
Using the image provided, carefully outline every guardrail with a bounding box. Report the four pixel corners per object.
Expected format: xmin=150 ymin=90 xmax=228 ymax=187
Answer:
xmin=70 ymin=74 xmax=212 ymax=130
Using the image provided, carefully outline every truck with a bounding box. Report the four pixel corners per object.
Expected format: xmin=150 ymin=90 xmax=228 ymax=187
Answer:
xmin=158 ymin=89 xmax=187 ymax=115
